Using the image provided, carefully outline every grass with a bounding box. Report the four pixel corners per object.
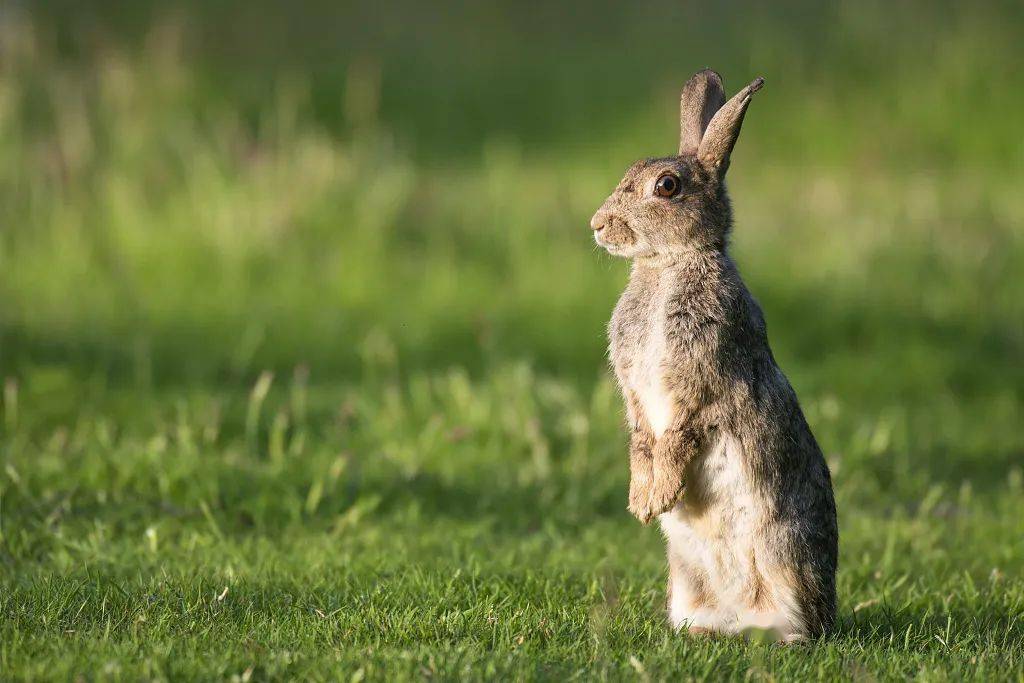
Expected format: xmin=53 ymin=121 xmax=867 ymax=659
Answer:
xmin=2 ymin=2 xmax=1024 ymax=680
xmin=3 ymin=369 xmax=1023 ymax=679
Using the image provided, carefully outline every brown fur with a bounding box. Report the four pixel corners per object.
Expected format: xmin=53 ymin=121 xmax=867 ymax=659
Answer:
xmin=684 ymin=565 xmax=716 ymax=611
xmin=746 ymin=550 xmax=768 ymax=612
xmin=591 ymin=69 xmax=838 ymax=638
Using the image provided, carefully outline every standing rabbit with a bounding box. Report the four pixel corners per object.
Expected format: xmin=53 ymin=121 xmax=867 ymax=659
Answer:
xmin=591 ymin=70 xmax=837 ymax=640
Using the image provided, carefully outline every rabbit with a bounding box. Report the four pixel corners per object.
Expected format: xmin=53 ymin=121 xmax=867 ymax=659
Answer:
xmin=591 ymin=69 xmax=838 ymax=640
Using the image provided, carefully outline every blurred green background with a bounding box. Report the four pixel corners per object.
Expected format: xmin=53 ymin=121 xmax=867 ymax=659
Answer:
xmin=1 ymin=1 xmax=1023 ymax=679
xmin=5 ymin=0 xmax=1022 ymax=391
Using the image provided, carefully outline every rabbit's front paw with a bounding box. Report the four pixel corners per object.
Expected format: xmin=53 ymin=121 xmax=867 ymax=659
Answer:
xmin=627 ymin=430 xmax=657 ymax=523
xmin=647 ymin=466 xmax=686 ymax=519
xmin=628 ymin=467 xmax=656 ymax=524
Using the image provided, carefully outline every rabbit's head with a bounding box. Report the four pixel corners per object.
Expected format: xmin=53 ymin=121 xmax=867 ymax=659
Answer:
xmin=591 ymin=70 xmax=763 ymax=257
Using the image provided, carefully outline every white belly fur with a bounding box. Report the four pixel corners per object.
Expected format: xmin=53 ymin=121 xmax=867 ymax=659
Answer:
xmin=659 ymin=432 xmax=797 ymax=638
xmin=628 ymin=308 xmax=674 ymax=438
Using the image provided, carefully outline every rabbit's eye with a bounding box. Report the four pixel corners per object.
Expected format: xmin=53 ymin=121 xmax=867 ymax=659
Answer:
xmin=654 ymin=174 xmax=679 ymax=198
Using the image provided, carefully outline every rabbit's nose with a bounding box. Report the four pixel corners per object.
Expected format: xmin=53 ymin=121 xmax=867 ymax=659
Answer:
xmin=590 ymin=212 xmax=608 ymax=232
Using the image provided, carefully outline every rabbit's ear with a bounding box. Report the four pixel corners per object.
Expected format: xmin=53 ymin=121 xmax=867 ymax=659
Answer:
xmin=697 ymin=77 xmax=765 ymax=177
xmin=679 ymin=69 xmax=726 ymax=156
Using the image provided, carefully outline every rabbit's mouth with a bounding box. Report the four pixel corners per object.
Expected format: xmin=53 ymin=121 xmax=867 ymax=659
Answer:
xmin=594 ymin=226 xmax=641 ymax=257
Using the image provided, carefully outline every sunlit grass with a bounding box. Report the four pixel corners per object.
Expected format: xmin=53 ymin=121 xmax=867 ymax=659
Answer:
xmin=2 ymin=367 xmax=1022 ymax=679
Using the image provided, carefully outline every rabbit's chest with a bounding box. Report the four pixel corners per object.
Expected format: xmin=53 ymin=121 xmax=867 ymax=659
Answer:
xmin=614 ymin=293 xmax=675 ymax=438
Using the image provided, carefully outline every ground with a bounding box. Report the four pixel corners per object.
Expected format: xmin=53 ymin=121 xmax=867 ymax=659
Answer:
xmin=1 ymin=2 xmax=1023 ymax=680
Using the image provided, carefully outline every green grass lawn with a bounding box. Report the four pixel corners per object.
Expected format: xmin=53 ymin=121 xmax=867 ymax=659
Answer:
xmin=3 ymin=369 xmax=1024 ymax=679
xmin=2 ymin=2 xmax=1024 ymax=680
